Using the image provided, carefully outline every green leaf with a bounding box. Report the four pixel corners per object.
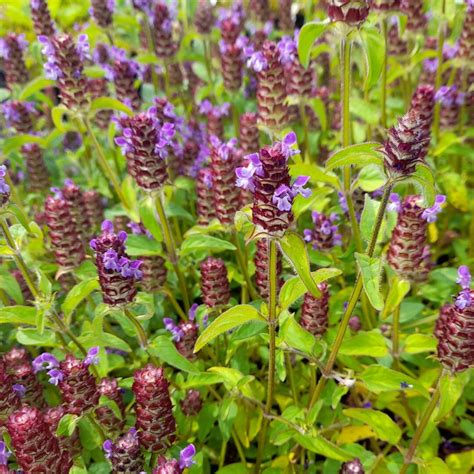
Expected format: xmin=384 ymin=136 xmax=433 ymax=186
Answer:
xmin=279 ymin=232 xmax=321 ymax=299
xmin=279 ymin=268 xmax=342 ymax=310
xmin=355 ymin=253 xmax=384 ymax=311
xmin=339 ymin=330 xmax=388 ymax=357
xmin=90 ymin=97 xmax=133 ymax=117
xmin=359 ymin=194 xmax=380 ymax=244
xmin=381 ymin=277 xmax=410 ymax=319
xmin=404 ymin=334 xmax=437 ymax=354
xmin=359 ymin=27 xmax=386 ymax=90
xmin=343 ymin=408 xmax=402 ymax=444
xmin=149 ymin=335 xmax=200 ymax=373
xmin=359 ymin=365 xmax=429 ymax=398
xmin=56 ymin=414 xmax=80 ymax=437
xmin=19 ymin=76 xmax=56 ymax=100
xmin=2 ymin=134 xmax=46 ymax=155
xmin=293 ymin=432 xmax=353 ymax=462
xmin=279 ymin=313 xmax=317 ymax=356
xmin=409 ymin=164 xmax=436 ymax=206
xmin=194 ymin=305 xmax=265 ymax=352
xmin=325 ymin=143 xmax=383 ymax=171
xmin=0 ymin=306 xmax=38 ymax=326
xmin=310 ymin=97 xmax=327 ymax=131
xmin=437 ymin=372 xmax=469 ymax=421
xmin=125 ymin=234 xmax=162 ymax=256
xmin=0 ymin=270 xmax=24 ymax=304
xmin=16 ymin=328 xmax=57 ymax=346
xmin=51 ymin=105 xmax=72 ymax=132
xmin=140 ymin=198 xmax=163 ymax=242
xmin=62 ymin=278 xmax=100 ymax=317
xmin=298 ymin=21 xmax=329 ymax=68
xmin=181 ymin=234 xmax=236 ymax=256
xmin=78 ymin=417 xmax=102 ymax=449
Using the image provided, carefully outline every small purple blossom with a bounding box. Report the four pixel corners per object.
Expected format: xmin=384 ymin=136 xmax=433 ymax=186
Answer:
xmin=103 ymin=439 xmax=113 ymax=458
xmin=179 ymin=444 xmax=196 ymax=469
xmin=0 ymin=165 xmax=11 ymax=196
xmin=338 ymin=191 xmax=349 ymax=213
xmin=455 ymin=289 xmax=472 ymax=309
xmin=189 ymin=303 xmax=199 ymax=321
xmin=435 ymin=86 xmax=465 ymax=107
xmin=163 ymin=317 xmax=184 ymax=341
xmin=246 ymin=49 xmax=268 ymax=73
xmin=277 ymin=35 xmax=297 ymax=66
xmin=0 ymin=441 xmax=11 ymax=466
xmin=292 ymin=176 xmax=312 ymax=198
xmin=47 ymin=368 xmax=64 ymax=385
xmin=387 ymin=193 xmax=401 ymax=212
xmin=13 ymin=384 xmax=26 ymax=398
xmin=84 ymin=346 xmax=100 ymax=366
xmin=457 ymin=266 xmax=471 ymax=289
xmin=273 ymin=185 xmax=293 ymax=211
xmin=281 ymin=131 xmax=300 ymax=159
xmin=32 ymin=352 xmax=60 ymax=373
xmin=421 ymin=195 xmax=446 ymax=223
xmin=423 ymin=58 xmax=438 ymax=74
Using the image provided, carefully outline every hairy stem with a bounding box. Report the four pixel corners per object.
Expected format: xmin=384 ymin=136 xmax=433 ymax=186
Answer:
xmin=154 ymin=192 xmax=190 ymax=312
xmin=254 ymin=239 xmax=278 ymax=473
xmin=307 ymin=183 xmax=393 ymax=412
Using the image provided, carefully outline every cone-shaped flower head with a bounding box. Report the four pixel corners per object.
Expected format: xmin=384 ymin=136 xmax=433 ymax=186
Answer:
xmin=152 ymin=445 xmax=196 ymax=473
xmin=90 ymin=220 xmax=142 ymax=305
xmin=61 ymin=179 xmax=91 ymax=241
xmin=111 ymin=54 xmax=141 ymax=111
xmin=236 ymin=132 xmax=310 ymax=237
xmin=459 ymin=1 xmax=474 ymax=62
xmin=43 ymin=406 xmax=82 ymax=458
xmin=435 ymin=85 xmax=465 ymax=129
xmin=199 ymin=100 xmax=230 ymax=139
xmin=7 ymin=406 xmax=72 ymax=473
xmin=369 ymin=0 xmax=400 ymax=10
xmin=0 ymin=360 xmax=21 ymax=427
xmin=239 ymin=112 xmax=260 ymax=155
xmin=104 ymin=428 xmax=145 ymax=473
xmin=255 ymin=238 xmax=283 ymax=299
xmin=95 ymin=377 xmax=126 ymax=436
xmin=400 ymin=0 xmax=426 ymax=33
xmin=340 ymin=458 xmax=365 ymax=473
xmin=153 ymin=1 xmax=179 ymax=58
xmin=88 ymin=78 xmax=113 ymax=128
xmin=90 ymin=0 xmax=115 ymax=28
xmin=30 ymin=0 xmax=56 ymax=36
xmin=38 ymin=33 xmax=90 ymax=111
xmin=2 ymin=101 xmax=36 ymax=133
xmin=304 ymin=211 xmax=342 ymax=250
xmin=387 ymin=194 xmax=445 ymax=282
xmin=200 ymin=257 xmax=231 ymax=307
xmin=133 ymin=365 xmax=176 ymax=452
xmin=410 ymin=84 xmax=435 ymax=136
xmin=0 ymin=34 xmax=29 ymax=88
xmin=196 ymin=168 xmax=217 ymax=226
xmin=300 ymin=283 xmax=330 ymax=337
xmin=209 ymin=136 xmax=241 ymax=225
xmin=0 ymin=166 xmax=11 ymax=208
xmin=219 ymin=36 xmax=245 ymax=92
xmin=181 ymin=389 xmax=203 ymax=416
xmin=435 ymin=266 xmax=473 ymax=372
xmin=383 ymin=110 xmax=431 ymax=177
xmin=6 ymin=356 xmax=44 ymax=407
xmin=44 ymin=189 xmax=86 ymax=268
xmin=22 ymin=144 xmax=50 ymax=192
xmin=327 ymin=1 xmax=370 ymax=26
xmin=195 ymin=0 xmax=215 ymax=34
xmin=116 ymin=111 xmax=175 ymax=190
xmin=83 ymin=190 xmax=105 ymax=231
xmin=164 ymin=305 xmax=199 ymax=360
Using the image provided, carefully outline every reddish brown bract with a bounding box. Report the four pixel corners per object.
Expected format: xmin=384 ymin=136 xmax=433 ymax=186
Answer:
xmin=200 ymin=257 xmax=231 ymax=307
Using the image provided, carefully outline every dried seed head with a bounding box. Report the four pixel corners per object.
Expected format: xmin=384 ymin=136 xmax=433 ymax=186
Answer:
xmin=58 ymin=354 xmax=100 ymax=415
xmin=327 ymin=1 xmax=370 ymax=26
xmin=90 ymin=220 xmax=141 ymax=306
xmin=30 ymin=0 xmax=56 ymax=37
xmin=383 ymin=110 xmax=431 ymax=177
xmin=300 ymin=284 xmax=330 ymax=337
xmin=133 ymin=364 xmax=176 ymax=452
xmin=255 ymin=238 xmax=283 ymax=299
xmin=0 ymin=34 xmax=29 ymax=88
xmin=200 ymin=257 xmax=231 ymax=307
xmin=210 ymin=136 xmax=241 ymax=225
xmin=39 ymin=34 xmax=90 ymax=111
xmin=7 ymin=406 xmax=72 ymax=473
xmin=44 ymin=192 xmax=86 ymax=268
xmin=105 ymin=428 xmax=145 ymax=472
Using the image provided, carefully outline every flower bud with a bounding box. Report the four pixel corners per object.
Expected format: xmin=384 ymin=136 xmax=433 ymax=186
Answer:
xmin=200 ymin=257 xmax=231 ymax=307
xmin=90 ymin=220 xmax=141 ymax=306
xmin=180 ymin=389 xmax=202 ymax=416
xmin=255 ymin=238 xmax=283 ymax=299
xmin=0 ymin=166 xmax=11 ymax=208
xmin=45 ymin=192 xmax=86 ymax=268
xmin=174 ymin=321 xmax=199 ymax=361
xmin=30 ymin=0 xmax=56 ymax=37
xmin=210 ymin=137 xmax=241 ymax=225
xmin=83 ymin=190 xmax=105 ymax=231
xmin=39 ymin=34 xmax=90 ymax=111
xmin=7 ymin=406 xmax=72 ymax=473
xmin=58 ymin=354 xmax=100 ymax=416
xmin=300 ymin=284 xmax=330 ymax=337
xmin=105 ymin=428 xmax=145 ymax=473
xmin=410 ymin=84 xmax=435 ymax=135
xmin=327 ymin=1 xmax=370 ymax=27
xmin=0 ymin=34 xmax=29 ymax=88
xmin=21 ymin=143 xmax=50 ymax=192
xmin=133 ymin=365 xmax=176 ymax=452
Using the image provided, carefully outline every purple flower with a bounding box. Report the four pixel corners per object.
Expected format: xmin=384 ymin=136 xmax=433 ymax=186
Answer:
xmin=246 ymin=49 xmax=268 ymax=73
xmin=0 ymin=441 xmax=11 ymax=466
xmin=281 ymin=131 xmax=300 ymax=159
xmin=103 ymin=439 xmax=113 ymax=458
xmin=189 ymin=303 xmax=199 ymax=321
xmin=47 ymin=368 xmax=64 ymax=385
xmin=0 ymin=165 xmax=10 ymax=196
xmin=362 ymin=402 xmax=372 ymax=409
xmin=443 ymin=42 xmax=459 ymax=60
xmin=455 ymin=289 xmax=472 ymax=309
xmin=435 ymin=86 xmax=465 ymax=107
xmin=421 ymin=194 xmax=446 ymax=223
xmin=76 ymin=34 xmax=91 ymax=61
xmin=84 ymin=346 xmax=100 ymax=366
xmin=277 ymin=35 xmax=297 ymax=66
xmin=13 ymin=384 xmax=26 ymax=398
xmin=423 ymin=58 xmax=438 ymax=74
xmin=33 ymin=352 xmax=60 ymax=373
xmin=457 ymin=266 xmax=471 ymax=289
xmin=338 ymin=191 xmax=349 ymax=213
xmin=291 ymin=176 xmax=311 ymax=198
xmin=387 ymin=193 xmax=401 ymax=212
xmin=179 ymin=444 xmax=196 ymax=469
xmin=163 ymin=317 xmax=184 ymax=341
xmin=272 ymin=185 xmax=293 ymax=212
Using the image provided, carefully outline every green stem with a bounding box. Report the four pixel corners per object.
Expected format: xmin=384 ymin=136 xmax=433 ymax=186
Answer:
xmin=432 ymin=0 xmax=446 ymax=142
xmin=285 ymin=352 xmax=298 ymax=405
xmin=154 ymin=193 xmax=190 ymax=312
xmin=162 ymin=285 xmax=188 ymax=320
xmin=400 ymin=372 xmax=444 ymax=473
xmin=299 ymin=101 xmax=310 ymax=162
xmin=203 ymin=37 xmax=214 ymax=87
xmin=254 ymin=239 xmax=278 ymax=474
xmin=83 ymin=118 xmax=129 ymax=209
xmin=381 ymin=17 xmax=388 ymax=129
xmin=307 ymin=183 xmax=393 ymax=412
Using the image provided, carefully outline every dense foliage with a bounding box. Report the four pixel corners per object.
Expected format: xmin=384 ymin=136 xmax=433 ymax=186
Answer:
xmin=0 ymin=0 xmax=473 ymax=473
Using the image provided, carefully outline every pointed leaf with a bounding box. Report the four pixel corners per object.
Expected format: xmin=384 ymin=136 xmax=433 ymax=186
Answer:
xmin=355 ymin=253 xmax=384 ymax=311
xmin=326 ymin=143 xmax=383 ymax=171
xmin=298 ymin=21 xmax=329 ymax=68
